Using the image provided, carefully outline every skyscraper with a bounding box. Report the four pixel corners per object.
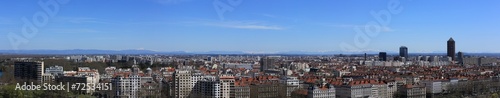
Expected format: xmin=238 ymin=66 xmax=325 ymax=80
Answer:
xmin=399 ymin=46 xmax=408 ymax=59
xmin=457 ymin=51 xmax=464 ymax=65
xmin=379 ymin=52 xmax=387 ymax=61
xmin=447 ymin=37 xmax=456 ymax=61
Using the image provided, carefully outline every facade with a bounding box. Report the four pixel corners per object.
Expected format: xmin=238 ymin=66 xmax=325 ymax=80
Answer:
xmin=457 ymin=51 xmax=464 ymax=65
xmin=45 ymin=65 xmax=64 ymax=76
xmin=399 ymin=84 xmax=426 ymax=98
xmin=386 ymin=80 xmax=398 ymax=98
xmin=174 ymin=70 xmax=192 ymax=98
xmin=336 ymin=81 xmax=373 ymax=98
xmin=194 ymin=76 xmax=220 ymax=98
xmin=371 ymin=82 xmax=388 ymax=98
xmin=422 ymin=80 xmax=442 ymax=94
xmin=447 ymin=37 xmax=455 ymax=61
xmin=14 ymin=61 xmax=44 ymax=84
xmin=219 ymin=75 xmax=235 ymax=98
xmin=260 ymin=56 xmax=279 ymax=71
xmin=113 ymin=75 xmax=141 ymax=98
xmin=235 ymin=79 xmax=251 ymax=98
xmin=379 ymin=52 xmax=387 ymax=61
xmin=280 ymin=76 xmax=300 ymax=98
xmin=250 ymin=79 xmax=281 ymax=98
xmin=400 ymin=46 xmax=408 ymax=60
xmin=307 ymin=84 xmax=335 ymax=98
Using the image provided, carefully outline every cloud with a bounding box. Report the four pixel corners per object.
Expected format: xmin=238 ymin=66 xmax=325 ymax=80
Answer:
xmin=57 ymin=17 xmax=112 ymax=24
xmin=196 ymin=20 xmax=285 ymax=30
xmin=261 ymin=14 xmax=277 ymax=18
xmin=47 ymin=28 xmax=103 ymax=34
xmin=153 ymin=0 xmax=192 ymax=5
xmin=331 ymin=24 xmax=394 ymax=32
xmin=218 ymin=24 xmax=284 ymax=30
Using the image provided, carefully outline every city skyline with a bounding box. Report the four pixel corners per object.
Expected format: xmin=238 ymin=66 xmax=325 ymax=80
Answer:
xmin=1 ymin=0 xmax=500 ymax=53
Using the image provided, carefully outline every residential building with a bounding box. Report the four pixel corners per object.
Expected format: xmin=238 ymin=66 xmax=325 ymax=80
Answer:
xmin=174 ymin=69 xmax=192 ymax=98
xmin=399 ymin=83 xmax=426 ymax=98
xmin=14 ymin=61 xmax=44 ymax=84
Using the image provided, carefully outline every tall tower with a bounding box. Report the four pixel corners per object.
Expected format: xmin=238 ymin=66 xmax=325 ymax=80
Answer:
xmin=447 ymin=37 xmax=456 ymax=61
xmin=399 ymin=46 xmax=408 ymax=59
xmin=379 ymin=52 xmax=387 ymax=61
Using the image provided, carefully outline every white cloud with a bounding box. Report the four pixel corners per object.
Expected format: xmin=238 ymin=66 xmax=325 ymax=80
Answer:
xmin=57 ymin=17 xmax=112 ymax=24
xmin=153 ymin=0 xmax=192 ymax=4
xmin=331 ymin=24 xmax=395 ymax=32
xmin=47 ymin=28 xmax=103 ymax=34
xmin=199 ymin=20 xmax=285 ymax=30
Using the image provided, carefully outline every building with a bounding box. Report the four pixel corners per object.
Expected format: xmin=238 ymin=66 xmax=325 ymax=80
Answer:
xmin=14 ymin=61 xmax=44 ymax=84
xmin=386 ymin=80 xmax=398 ymax=98
xmin=59 ymin=67 xmax=100 ymax=94
xmin=112 ymin=64 xmax=157 ymax=98
xmin=174 ymin=70 xmax=192 ymax=98
xmin=463 ymin=57 xmax=498 ymax=66
xmin=336 ymin=80 xmax=373 ymax=98
xmin=422 ymin=80 xmax=442 ymax=97
xmin=193 ymin=76 xmax=220 ymax=98
xmin=447 ymin=37 xmax=455 ymax=61
xmin=400 ymin=46 xmax=408 ymax=60
xmin=250 ymin=79 xmax=281 ymax=98
xmin=235 ymin=78 xmax=251 ymax=98
xmin=280 ymin=76 xmax=300 ymax=98
xmin=379 ymin=52 xmax=387 ymax=61
xmin=371 ymin=81 xmax=388 ymax=98
xmin=457 ymin=51 xmax=464 ymax=65
xmin=219 ymin=75 xmax=235 ymax=98
xmin=45 ymin=65 xmax=64 ymax=76
xmin=260 ymin=56 xmax=279 ymax=71
xmin=307 ymin=82 xmax=335 ymax=98
xmin=399 ymin=83 xmax=426 ymax=98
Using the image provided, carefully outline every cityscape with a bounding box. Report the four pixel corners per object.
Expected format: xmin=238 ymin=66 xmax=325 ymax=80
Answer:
xmin=1 ymin=0 xmax=500 ymax=98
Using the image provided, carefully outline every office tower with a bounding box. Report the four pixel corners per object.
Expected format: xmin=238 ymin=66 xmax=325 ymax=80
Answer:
xmin=260 ymin=56 xmax=279 ymax=71
xmin=364 ymin=53 xmax=367 ymax=61
xmin=447 ymin=37 xmax=456 ymax=61
xmin=14 ymin=61 xmax=44 ymax=84
xmin=399 ymin=46 xmax=408 ymax=59
xmin=457 ymin=51 xmax=464 ymax=65
xmin=379 ymin=52 xmax=387 ymax=61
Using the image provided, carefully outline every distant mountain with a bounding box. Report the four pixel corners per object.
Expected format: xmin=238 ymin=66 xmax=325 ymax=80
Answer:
xmin=0 ymin=49 xmax=185 ymax=55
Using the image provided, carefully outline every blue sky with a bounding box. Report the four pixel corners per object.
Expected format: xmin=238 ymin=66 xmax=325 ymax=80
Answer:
xmin=0 ymin=0 xmax=499 ymax=53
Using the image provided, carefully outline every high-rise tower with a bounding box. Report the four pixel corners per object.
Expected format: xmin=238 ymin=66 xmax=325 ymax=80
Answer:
xmin=399 ymin=46 xmax=408 ymax=59
xmin=447 ymin=37 xmax=455 ymax=61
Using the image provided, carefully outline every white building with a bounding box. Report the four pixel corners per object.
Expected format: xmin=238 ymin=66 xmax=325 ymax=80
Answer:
xmin=281 ymin=76 xmax=300 ymax=98
xmin=114 ymin=74 xmax=141 ymax=98
xmin=219 ymin=75 xmax=235 ymax=98
xmin=174 ymin=70 xmax=192 ymax=98
xmin=45 ymin=65 xmax=63 ymax=76
xmin=307 ymin=79 xmax=335 ymax=98
xmin=422 ymin=80 xmax=442 ymax=94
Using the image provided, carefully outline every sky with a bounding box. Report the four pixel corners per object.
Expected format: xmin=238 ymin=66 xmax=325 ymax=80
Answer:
xmin=0 ymin=0 xmax=499 ymax=53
